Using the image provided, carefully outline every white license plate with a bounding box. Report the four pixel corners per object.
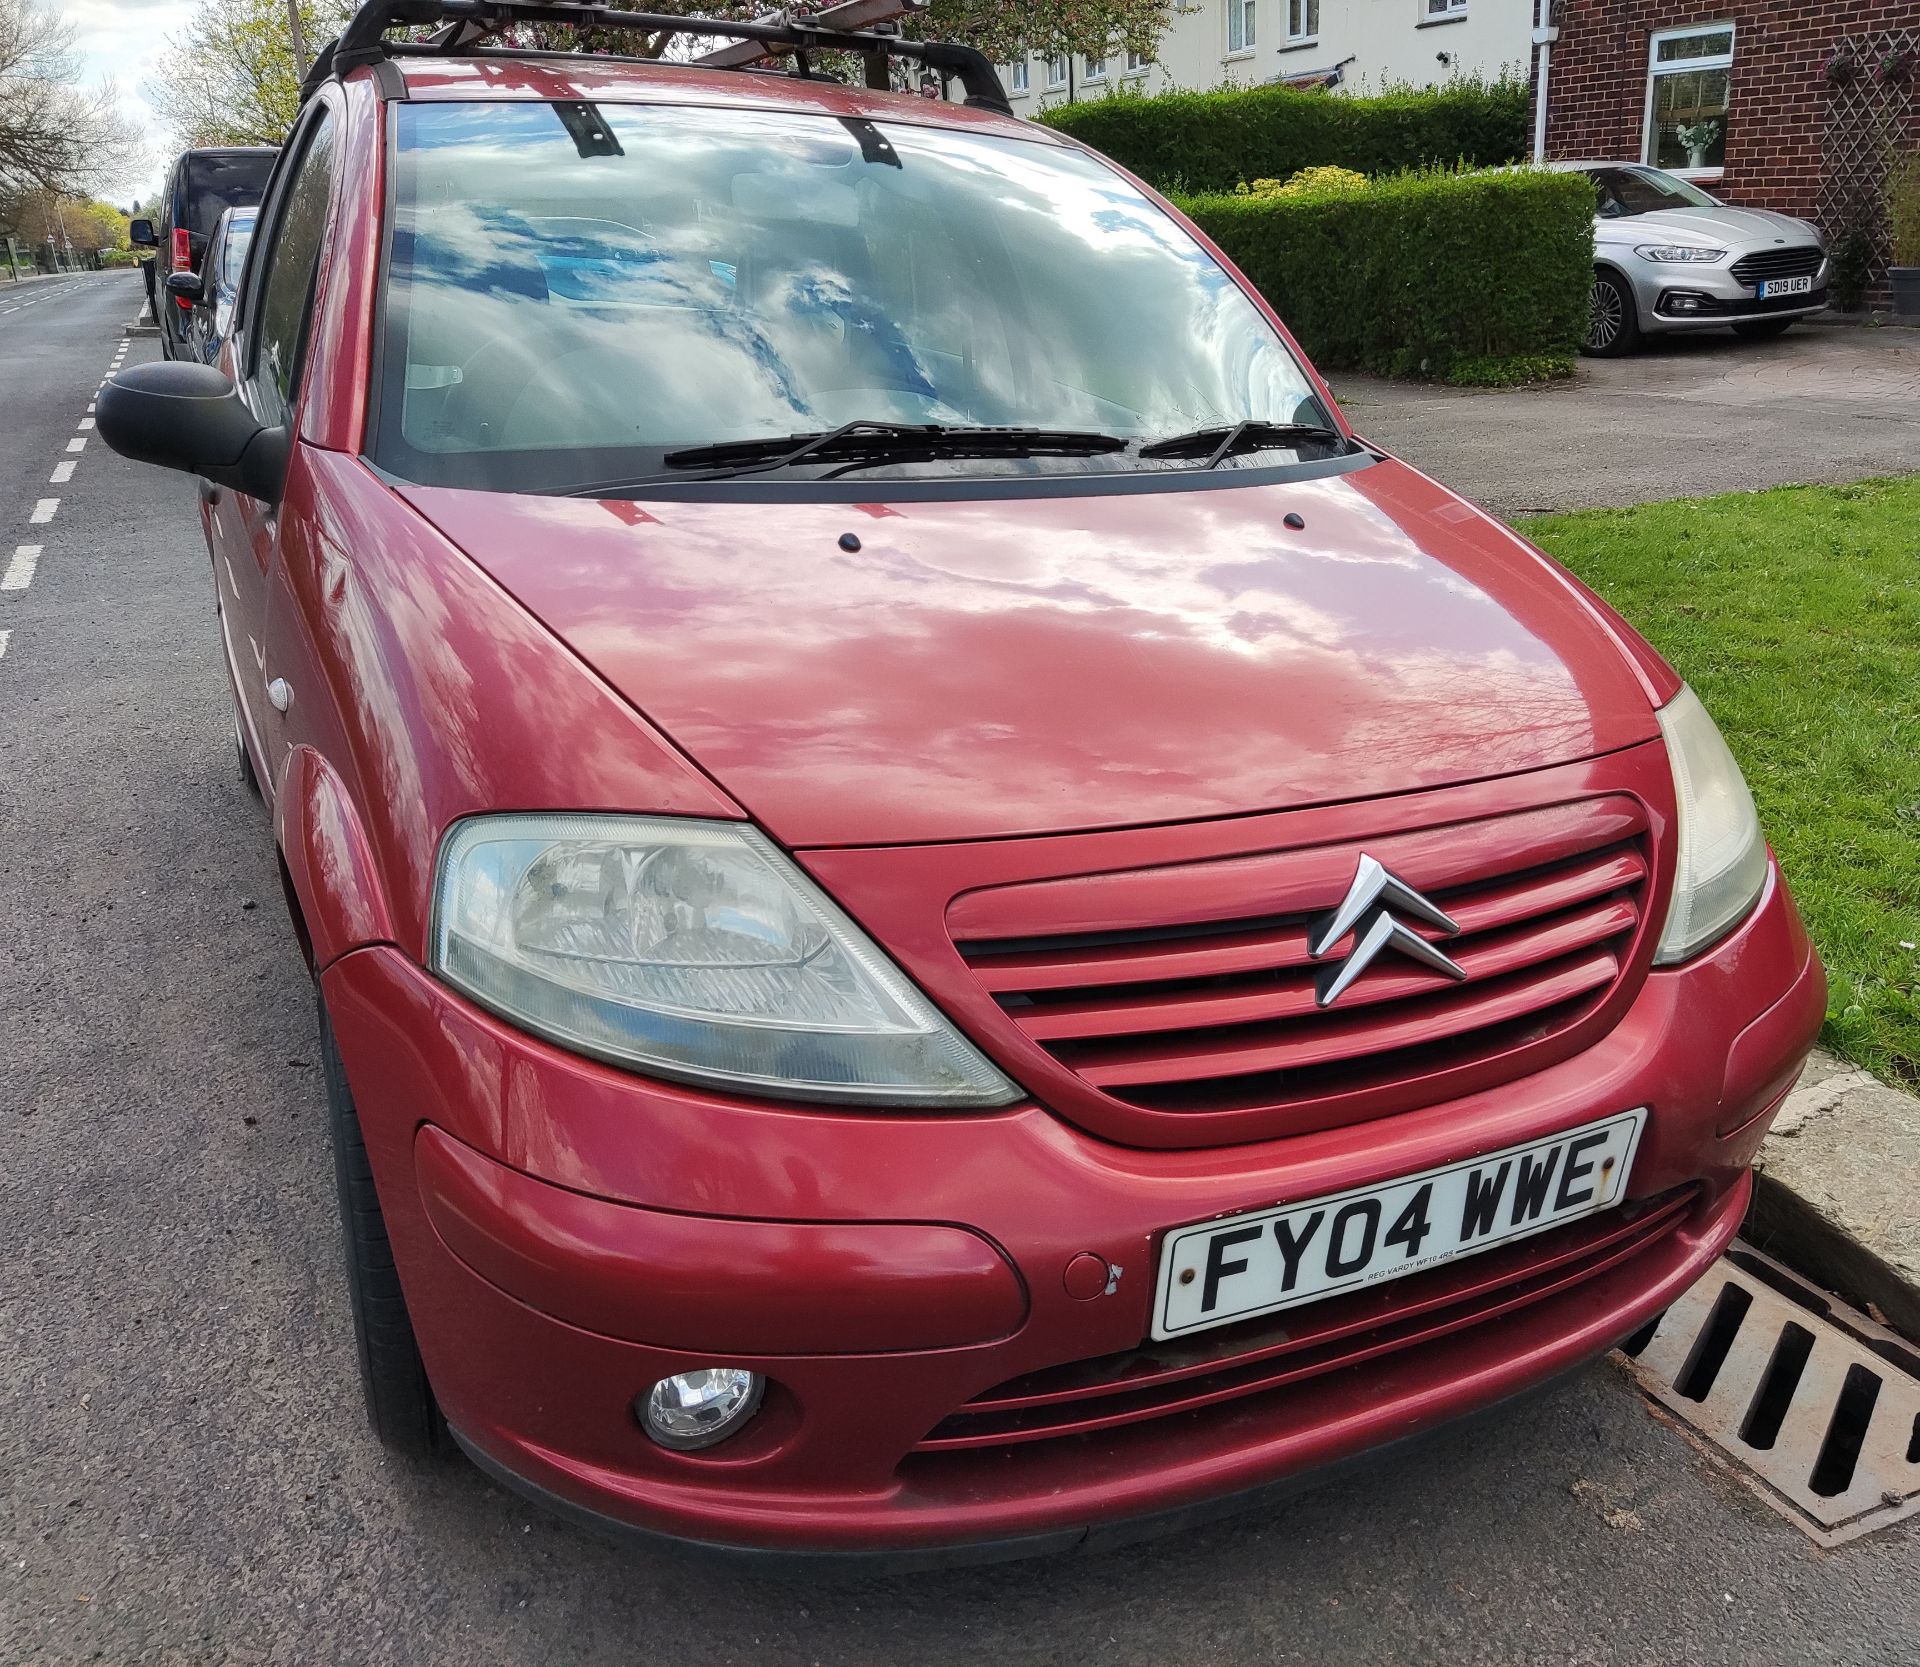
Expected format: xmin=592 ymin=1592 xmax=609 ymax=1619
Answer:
xmin=1151 ymin=1109 xmax=1646 ymax=1340
xmin=1759 ymin=275 xmax=1812 ymax=298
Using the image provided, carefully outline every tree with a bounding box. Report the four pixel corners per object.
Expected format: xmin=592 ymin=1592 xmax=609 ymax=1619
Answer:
xmin=7 ymin=191 xmax=128 ymax=254
xmin=151 ymin=0 xmax=1166 ymax=153
xmin=151 ymin=0 xmax=354 ymax=148
xmin=0 ymin=0 xmax=139 ymax=207
xmin=923 ymin=0 xmax=1169 ymax=69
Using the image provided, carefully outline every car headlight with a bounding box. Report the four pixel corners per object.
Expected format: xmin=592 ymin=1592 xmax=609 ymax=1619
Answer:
xmin=1654 ymin=687 xmax=1769 ymax=965
xmin=1634 ymin=244 xmax=1726 ymax=262
xmin=430 ymin=814 xmax=1020 ymax=1107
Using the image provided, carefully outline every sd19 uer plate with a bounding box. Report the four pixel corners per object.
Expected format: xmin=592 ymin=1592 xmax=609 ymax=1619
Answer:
xmin=1152 ymin=1109 xmax=1646 ymax=1340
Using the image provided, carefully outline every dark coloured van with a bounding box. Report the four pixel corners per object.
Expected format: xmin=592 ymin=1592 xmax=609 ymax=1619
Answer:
xmin=130 ymin=146 xmax=278 ymax=358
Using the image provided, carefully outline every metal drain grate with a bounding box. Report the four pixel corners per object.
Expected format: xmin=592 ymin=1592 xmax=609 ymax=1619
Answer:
xmin=1617 ymin=1242 xmax=1920 ymax=1545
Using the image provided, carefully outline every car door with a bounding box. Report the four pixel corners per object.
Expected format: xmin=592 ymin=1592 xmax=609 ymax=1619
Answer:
xmin=206 ymin=101 xmax=339 ymax=793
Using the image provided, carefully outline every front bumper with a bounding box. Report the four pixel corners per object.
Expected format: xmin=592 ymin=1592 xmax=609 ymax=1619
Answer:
xmin=321 ymin=860 xmax=1823 ymax=1559
xmin=1626 ymin=252 xmax=1831 ymax=332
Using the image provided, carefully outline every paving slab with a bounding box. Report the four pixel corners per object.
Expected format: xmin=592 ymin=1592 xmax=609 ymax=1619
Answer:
xmin=1331 ymin=323 xmax=1920 ymax=519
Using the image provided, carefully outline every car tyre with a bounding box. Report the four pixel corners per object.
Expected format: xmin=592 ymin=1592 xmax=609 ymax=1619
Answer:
xmin=1582 ymin=269 xmax=1640 ymax=357
xmin=1731 ymin=318 xmax=1795 ymax=341
xmin=235 ymin=708 xmax=260 ymax=798
xmin=320 ymin=990 xmax=444 ymax=1458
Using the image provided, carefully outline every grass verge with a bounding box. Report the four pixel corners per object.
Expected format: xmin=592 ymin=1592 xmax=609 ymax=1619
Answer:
xmin=1522 ymin=475 xmax=1920 ymax=1087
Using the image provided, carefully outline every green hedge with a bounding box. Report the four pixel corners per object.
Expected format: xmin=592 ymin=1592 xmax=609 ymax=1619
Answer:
xmin=1039 ymin=81 xmax=1528 ymax=195
xmin=1178 ymin=167 xmax=1593 ymax=380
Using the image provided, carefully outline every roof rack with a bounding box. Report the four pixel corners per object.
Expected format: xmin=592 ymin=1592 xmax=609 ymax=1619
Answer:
xmin=302 ymin=0 xmax=1012 ymax=114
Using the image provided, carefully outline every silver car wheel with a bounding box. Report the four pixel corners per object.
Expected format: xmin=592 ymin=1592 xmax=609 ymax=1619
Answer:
xmin=1587 ymin=276 xmax=1624 ymax=350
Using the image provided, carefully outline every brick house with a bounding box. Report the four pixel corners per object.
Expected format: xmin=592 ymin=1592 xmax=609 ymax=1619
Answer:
xmin=1536 ymin=0 xmax=1920 ymax=301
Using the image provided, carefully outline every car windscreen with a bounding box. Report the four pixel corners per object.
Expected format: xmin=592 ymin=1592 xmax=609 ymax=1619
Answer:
xmin=183 ymin=153 xmax=274 ymax=242
xmin=1593 ymin=166 xmax=1720 ymax=216
xmin=218 ymin=214 xmax=257 ymax=288
xmin=372 ymin=101 xmax=1329 ymax=493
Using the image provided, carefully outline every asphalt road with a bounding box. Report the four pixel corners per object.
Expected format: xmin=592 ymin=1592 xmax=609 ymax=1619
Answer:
xmin=2 ymin=274 xmax=1918 ymax=1666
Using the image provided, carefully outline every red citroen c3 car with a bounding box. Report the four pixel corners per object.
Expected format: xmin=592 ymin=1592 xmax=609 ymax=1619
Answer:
xmin=100 ymin=0 xmax=1825 ymax=1565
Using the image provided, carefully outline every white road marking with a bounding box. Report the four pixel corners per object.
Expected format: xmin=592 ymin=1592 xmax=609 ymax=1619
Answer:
xmin=0 ymin=630 xmax=11 ymax=660
xmin=30 ymin=499 xmax=57 ymax=524
xmin=77 ymin=418 xmax=93 ymax=431
xmin=2 ymin=546 xmax=41 ymax=591
xmin=50 ymin=460 xmax=75 ymax=484
xmin=85 ymin=403 xmax=95 ymax=414
xmin=65 ymin=438 xmax=86 ymax=453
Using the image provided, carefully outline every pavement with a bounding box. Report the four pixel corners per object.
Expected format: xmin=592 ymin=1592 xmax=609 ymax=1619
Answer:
xmin=3 ymin=274 xmax=1919 ymax=1666
xmin=1335 ymin=321 xmax=1920 ymax=518
xmin=1751 ymin=1051 xmax=1920 ymax=1340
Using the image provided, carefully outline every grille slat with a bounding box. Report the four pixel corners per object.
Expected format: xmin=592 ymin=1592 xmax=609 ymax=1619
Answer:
xmin=947 ymin=793 xmax=1656 ymax=1132
xmin=1066 ymin=949 xmax=1622 ymax=1088
xmin=1729 ymin=245 xmax=1824 ymax=286
xmin=1010 ymin=896 xmax=1638 ymax=1044
xmin=968 ymin=845 xmax=1647 ymax=995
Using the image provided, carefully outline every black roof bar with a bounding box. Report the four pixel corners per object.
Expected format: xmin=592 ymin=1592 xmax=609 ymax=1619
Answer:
xmin=302 ymin=0 xmax=1011 ymax=113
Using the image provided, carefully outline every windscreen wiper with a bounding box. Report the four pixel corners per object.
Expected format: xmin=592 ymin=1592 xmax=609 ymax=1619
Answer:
xmin=1137 ymin=419 xmax=1354 ymax=469
xmin=660 ymin=421 xmax=1128 ymax=480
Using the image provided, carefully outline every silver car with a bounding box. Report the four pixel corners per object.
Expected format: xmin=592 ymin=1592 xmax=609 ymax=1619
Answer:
xmin=1553 ymin=163 xmax=1830 ymax=356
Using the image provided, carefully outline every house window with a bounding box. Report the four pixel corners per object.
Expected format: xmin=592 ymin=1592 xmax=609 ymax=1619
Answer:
xmin=1125 ymin=48 xmax=1150 ymax=74
xmin=1644 ymin=25 xmax=1734 ymax=176
xmin=1425 ymin=0 xmax=1467 ymax=16
xmin=1288 ymin=0 xmax=1318 ymax=40
xmin=1009 ymin=58 xmax=1029 ymax=94
xmin=1084 ymin=51 xmax=1107 ymax=80
xmin=1227 ymin=0 xmax=1256 ymax=54
xmin=1044 ymin=54 xmax=1068 ymax=88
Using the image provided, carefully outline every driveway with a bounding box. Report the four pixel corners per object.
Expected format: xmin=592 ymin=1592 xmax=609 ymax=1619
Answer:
xmin=1334 ymin=324 xmax=1920 ymax=519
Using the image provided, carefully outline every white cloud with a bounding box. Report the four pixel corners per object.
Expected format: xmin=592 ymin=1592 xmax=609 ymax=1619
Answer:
xmin=56 ymin=0 xmax=196 ymax=204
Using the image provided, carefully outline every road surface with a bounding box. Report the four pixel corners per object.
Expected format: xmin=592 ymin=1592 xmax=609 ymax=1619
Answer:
xmin=2 ymin=272 xmax=1916 ymax=1666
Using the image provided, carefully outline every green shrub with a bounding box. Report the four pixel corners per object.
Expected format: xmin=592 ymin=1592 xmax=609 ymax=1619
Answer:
xmin=1039 ymin=79 xmax=1528 ymax=195
xmin=1445 ymin=352 xmax=1576 ymax=387
xmin=1888 ymin=153 xmax=1920 ymax=268
xmin=1239 ymin=165 xmax=1369 ymax=198
xmin=1178 ymin=167 xmax=1593 ymax=380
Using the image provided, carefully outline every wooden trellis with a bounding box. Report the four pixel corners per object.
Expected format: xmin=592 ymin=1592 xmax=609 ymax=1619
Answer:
xmin=1818 ymin=29 xmax=1919 ymax=289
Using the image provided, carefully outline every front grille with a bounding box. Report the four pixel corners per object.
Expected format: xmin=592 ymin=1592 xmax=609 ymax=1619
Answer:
xmin=915 ymin=1186 xmax=1697 ymax=1454
xmin=953 ymin=798 xmax=1651 ymax=1127
xmin=1729 ymin=246 xmax=1824 ymax=286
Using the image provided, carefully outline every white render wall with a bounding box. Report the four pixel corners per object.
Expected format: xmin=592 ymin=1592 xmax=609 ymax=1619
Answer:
xmin=1002 ymin=0 xmax=1531 ymax=118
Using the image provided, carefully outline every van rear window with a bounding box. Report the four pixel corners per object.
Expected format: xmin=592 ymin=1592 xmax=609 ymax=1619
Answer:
xmin=183 ymin=153 xmax=275 ymax=241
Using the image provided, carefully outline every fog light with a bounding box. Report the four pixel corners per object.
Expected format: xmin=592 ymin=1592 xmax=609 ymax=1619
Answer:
xmin=639 ymin=1368 xmax=765 ymax=1451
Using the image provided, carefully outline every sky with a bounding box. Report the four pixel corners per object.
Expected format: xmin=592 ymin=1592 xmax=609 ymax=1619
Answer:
xmin=60 ymin=0 xmax=197 ymax=208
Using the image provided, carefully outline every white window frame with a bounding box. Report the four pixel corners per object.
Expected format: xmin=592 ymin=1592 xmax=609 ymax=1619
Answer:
xmin=1226 ymin=0 xmax=1256 ymax=56
xmin=1642 ymin=23 xmax=1735 ymax=183
xmin=1287 ymin=0 xmax=1319 ymax=42
xmin=1424 ymin=0 xmax=1467 ymax=17
xmin=1044 ymin=53 xmax=1069 ymax=88
xmin=1084 ymin=50 xmax=1107 ymax=81
xmin=1124 ymin=47 xmax=1150 ymax=75
xmin=1008 ymin=58 xmax=1030 ymax=95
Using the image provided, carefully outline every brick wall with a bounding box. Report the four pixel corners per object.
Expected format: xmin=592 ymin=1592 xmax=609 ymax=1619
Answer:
xmin=1535 ymin=0 xmax=1920 ymax=300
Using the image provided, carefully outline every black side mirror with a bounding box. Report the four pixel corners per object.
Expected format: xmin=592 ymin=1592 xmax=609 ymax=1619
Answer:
xmin=97 ymin=362 xmax=288 ymax=504
xmin=164 ymin=270 xmax=204 ymax=304
xmin=129 ymin=218 xmax=158 ymax=248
